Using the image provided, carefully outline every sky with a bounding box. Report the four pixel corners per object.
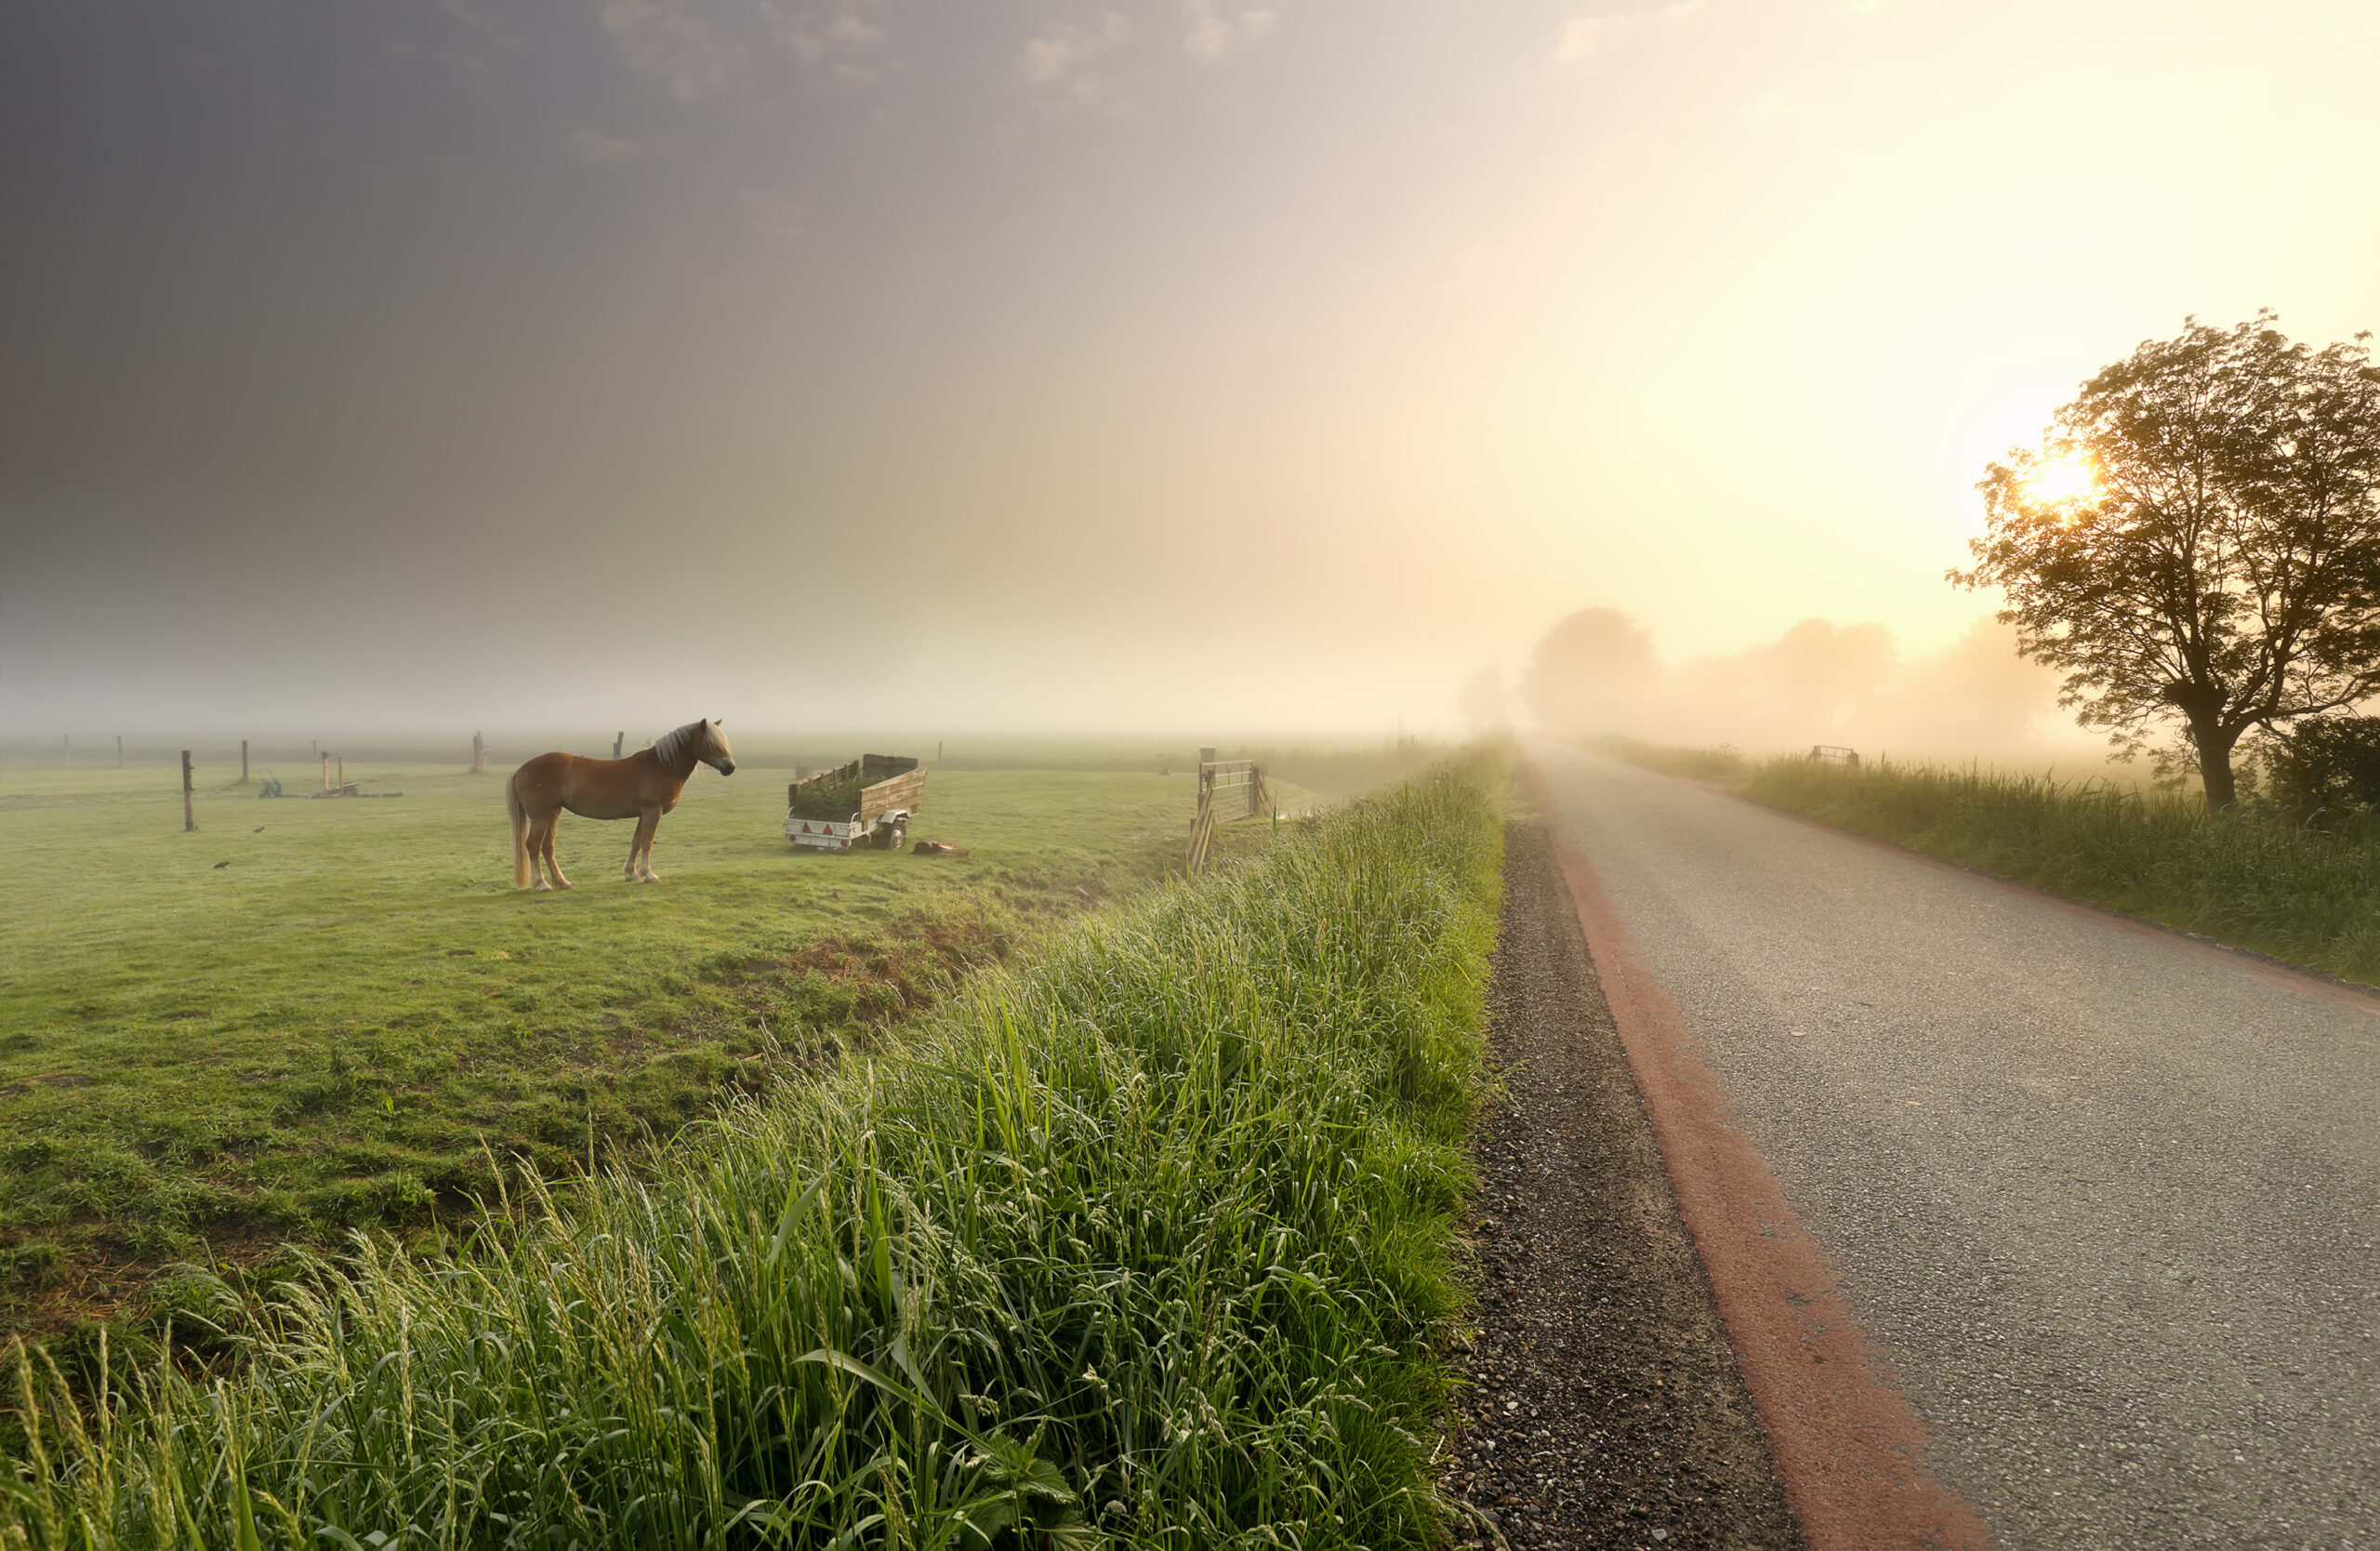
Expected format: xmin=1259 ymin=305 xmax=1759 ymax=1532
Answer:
xmin=4 ymin=0 xmax=2375 ymax=739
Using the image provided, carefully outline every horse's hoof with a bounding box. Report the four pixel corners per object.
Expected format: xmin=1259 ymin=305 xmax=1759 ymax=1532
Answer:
xmin=534 ymin=881 xmax=552 ymax=893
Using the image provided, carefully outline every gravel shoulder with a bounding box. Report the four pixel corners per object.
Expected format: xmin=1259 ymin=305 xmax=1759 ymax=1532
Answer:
xmin=1439 ymin=816 xmax=1801 ymax=1551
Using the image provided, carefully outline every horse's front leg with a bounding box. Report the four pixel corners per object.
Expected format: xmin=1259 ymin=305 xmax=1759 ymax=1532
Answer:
xmin=628 ymin=809 xmax=661 ymax=882
xmin=638 ymin=807 xmax=665 ymax=882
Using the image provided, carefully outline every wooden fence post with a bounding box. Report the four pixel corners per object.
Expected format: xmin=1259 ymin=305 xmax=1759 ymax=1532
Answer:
xmin=182 ymin=750 xmax=195 ymax=832
xmin=614 ymin=732 xmax=625 ymax=759
xmin=116 ymin=736 xmax=124 ymax=769
xmin=1185 ymin=748 xmax=1221 ymax=875
xmin=471 ymin=732 xmax=483 ymax=773
xmin=242 ymin=739 xmax=250 ymax=783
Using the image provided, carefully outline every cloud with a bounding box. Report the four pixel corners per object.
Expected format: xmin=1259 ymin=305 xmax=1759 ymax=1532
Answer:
xmin=1553 ymin=0 xmax=1702 ymax=69
xmin=1183 ymin=0 xmax=1278 ymax=61
xmin=1020 ymin=13 xmax=1131 ymax=109
xmin=739 ymin=187 xmax=805 ymax=237
xmin=438 ymin=0 xmax=505 ymax=44
xmin=602 ymin=0 xmax=750 ymax=101
xmin=566 ymin=124 xmax=637 ymax=166
xmin=763 ymin=1 xmax=892 ymax=80
xmin=1738 ymin=80 xmax=1812 ymax=124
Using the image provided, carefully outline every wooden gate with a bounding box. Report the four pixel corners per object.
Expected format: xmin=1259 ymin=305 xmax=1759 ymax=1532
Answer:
xmin=1185 ymin=748 xmax=1271 ymax=875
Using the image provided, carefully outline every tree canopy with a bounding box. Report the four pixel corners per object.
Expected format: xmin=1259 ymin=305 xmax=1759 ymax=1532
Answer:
xmin=1520 ymin=607 xmax=1659 ymax=736
xmin=1954 ymin=313 xmax=2380 ymax=808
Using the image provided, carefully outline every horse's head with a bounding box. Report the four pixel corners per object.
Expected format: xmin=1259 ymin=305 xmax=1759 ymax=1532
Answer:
xmin=701 ymin=718 xmax=735 ymax=776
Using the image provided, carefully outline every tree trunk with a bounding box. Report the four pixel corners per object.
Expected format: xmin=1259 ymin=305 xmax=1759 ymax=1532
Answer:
xmin=2193 ymin=722 xmax=2241 ymax=811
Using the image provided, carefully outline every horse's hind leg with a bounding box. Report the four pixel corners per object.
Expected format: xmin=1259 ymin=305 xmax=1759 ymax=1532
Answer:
xmin=520 ymin=814 xmax=553 ymax=891
xmin=523 ymin=816 xmax=553 ymax=892
xmin=541 ymin=817 xmax=573 ymax=890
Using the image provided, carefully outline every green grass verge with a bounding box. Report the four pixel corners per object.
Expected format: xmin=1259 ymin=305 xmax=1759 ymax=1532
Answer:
xmin=1727 ymin=755 xmax=2379 ymax=986
xmin=0 ymin=761 xmax=1289 ymax=1332
xmin=4 ymin=754 xmax=1505 ymax=1548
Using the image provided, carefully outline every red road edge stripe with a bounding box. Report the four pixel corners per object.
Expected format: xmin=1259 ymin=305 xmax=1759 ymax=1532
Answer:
xmin=1531 ymin=764 xmax=1991 ymax=1551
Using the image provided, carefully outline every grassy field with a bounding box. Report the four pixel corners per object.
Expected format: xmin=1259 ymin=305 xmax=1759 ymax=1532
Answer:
xmin=1589 ymin=739 xmax=2380 ymax=986
xmin=0 ymin=757 xmax=1285 ymax=1332
xmin=4 ymin=756 xmax=1503 ymax=1549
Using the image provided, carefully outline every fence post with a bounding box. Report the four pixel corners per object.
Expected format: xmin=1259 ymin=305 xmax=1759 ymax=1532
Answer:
xmin=614 ymin=732 xmax=625 ymax=759
xmin=1188 ymin=780 xmax=1211 ymax=874
xmin=242 ymin=739 xmax=250 ymax=783
xmin=116 ymin=736 xmax=124 ymax=769
xmin=182 ymin=750 xmax=195 ymax=832
xmin=1186 ymin=749 xmax=1221 ymax=875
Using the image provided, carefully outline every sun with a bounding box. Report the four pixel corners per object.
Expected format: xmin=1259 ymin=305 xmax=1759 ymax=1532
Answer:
xmin=2021 ymin=451 xmax=2098 ymax=507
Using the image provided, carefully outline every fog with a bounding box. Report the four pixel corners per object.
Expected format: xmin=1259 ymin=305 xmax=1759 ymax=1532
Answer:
xmin=1510 ymin=607 xmax=2084 ymax=762
xmin=3 ymin=2 xmax=2374 ymax=743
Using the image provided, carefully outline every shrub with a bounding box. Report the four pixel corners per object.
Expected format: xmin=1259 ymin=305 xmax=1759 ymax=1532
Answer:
xmin=2257 ymin=715 xmax=2380 ymax=820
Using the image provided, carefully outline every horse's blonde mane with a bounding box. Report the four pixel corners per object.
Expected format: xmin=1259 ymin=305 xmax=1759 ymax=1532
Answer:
xmin=653 ymin=721 xmax=705 ymax=766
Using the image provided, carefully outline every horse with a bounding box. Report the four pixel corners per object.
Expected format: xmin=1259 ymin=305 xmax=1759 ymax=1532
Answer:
xmin=507 ymin=719 xmax=735 ymax=890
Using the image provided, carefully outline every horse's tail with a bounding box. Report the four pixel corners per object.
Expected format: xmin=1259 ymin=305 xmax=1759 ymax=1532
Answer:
xmin=507 ymin=771 xmax=530 ymax=889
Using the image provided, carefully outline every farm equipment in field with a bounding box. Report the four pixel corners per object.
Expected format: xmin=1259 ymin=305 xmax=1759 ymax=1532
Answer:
xmin=1807 ymin=745 xmax=1863 ymax=770
xmin=786 ymin=754 xmax=926 ymax=851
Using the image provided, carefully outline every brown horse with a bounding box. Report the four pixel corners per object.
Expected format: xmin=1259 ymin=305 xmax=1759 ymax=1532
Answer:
xmin=507 ymin=719 xmax=735 ymax=890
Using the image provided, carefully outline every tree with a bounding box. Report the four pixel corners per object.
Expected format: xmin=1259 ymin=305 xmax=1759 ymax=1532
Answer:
xmin=1520 ymin=608 xmax=1659 ymax=736
xmin=1954 ymin=314 xmax=2380 ymax=809
xmin=1765 ymin=618 xmax=1896 ymax=733
xmin=1456 ymin=663 xmax=1509 ymax=735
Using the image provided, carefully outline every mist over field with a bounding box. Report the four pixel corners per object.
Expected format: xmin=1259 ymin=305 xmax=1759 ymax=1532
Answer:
xmin=5 ymin=8 xmax=2379 ymax=1544
xmin=1506 ymin=608 xmax=2083 ymax=762
xmin=4 ymin=1 xmax=2375 ymax=745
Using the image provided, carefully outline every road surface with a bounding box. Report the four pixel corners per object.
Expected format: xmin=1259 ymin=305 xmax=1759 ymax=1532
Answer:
xmin=1532 ymin=746 xmax=2380 ymax=1549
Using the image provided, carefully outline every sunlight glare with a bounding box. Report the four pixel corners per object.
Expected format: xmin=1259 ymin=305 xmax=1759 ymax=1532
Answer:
xmin=2022 ymin=452 xmax=2098 ymax=507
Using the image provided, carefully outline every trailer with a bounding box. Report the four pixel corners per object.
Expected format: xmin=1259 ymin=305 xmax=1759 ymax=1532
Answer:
xmin=786 ymin=753 xmax=926 ymax=851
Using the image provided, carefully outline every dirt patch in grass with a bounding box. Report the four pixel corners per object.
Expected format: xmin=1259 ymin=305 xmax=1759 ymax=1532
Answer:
xmin=1440 ymin=819 xmax=1799 ymax=1551
xmin=722 ymin=900 xmax=1030 ymax=1029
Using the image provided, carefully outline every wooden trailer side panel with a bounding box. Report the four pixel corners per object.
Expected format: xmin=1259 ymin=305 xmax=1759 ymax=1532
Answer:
xmin=858 ymin=768 xmax=926 ymax=828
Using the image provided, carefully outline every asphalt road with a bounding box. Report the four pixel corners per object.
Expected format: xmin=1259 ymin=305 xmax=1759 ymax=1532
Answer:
xmin=1532 ymin=746 xmax=2380 ymax=1550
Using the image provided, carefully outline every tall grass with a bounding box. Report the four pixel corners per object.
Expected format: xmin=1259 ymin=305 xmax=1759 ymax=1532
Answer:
xmin=1744 ymin=757 xmax=2380 ymax=985
xmin=4 ymin=759 xmax=1505 ymax=1549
